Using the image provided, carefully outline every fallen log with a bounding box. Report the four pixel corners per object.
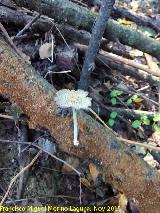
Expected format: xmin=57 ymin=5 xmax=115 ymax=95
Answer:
xmin=0 ymin=38 xmax=160 ymax=212
xmin=13 ymin=0 xmax=160 ymax=60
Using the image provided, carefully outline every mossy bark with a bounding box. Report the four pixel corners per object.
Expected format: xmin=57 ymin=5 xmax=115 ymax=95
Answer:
xmin=13 ymin=0 xmax=160 ymax=59
xmin=0 ymin=39 xmax=160 ymax=212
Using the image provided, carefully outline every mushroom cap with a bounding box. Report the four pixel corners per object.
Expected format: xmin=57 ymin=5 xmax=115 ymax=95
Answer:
xmin=55 ymin=89 xmax=92 ymax=110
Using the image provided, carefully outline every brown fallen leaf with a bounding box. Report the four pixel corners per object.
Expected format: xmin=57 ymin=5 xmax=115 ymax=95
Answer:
xmin=89 ymin=162 xmax=99 ymax=182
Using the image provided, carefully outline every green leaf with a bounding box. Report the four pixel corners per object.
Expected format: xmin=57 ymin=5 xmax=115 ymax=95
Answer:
xmin=110 ymin=90 xmax=123 ymax=98
xmin=127 ymin=98 xmax=132 ymax=104
xmin=110 ymin=111 xmax=118 ymax=119
xmin=140 ymin=115 xmax=148 ymax=121
xmin=140 ymin=115 xmax=150 ymax=125
xmin=131 ymin=120 xmax=141 ymax=129
xmin=131 ymin=94 xmax=138 ymax=101
xmin=108 ymin=118 xmax=115 ymax=127
xmin=152 ymin=123 xmax=160 ymax=132
xmin=153 ymin=113 xmax=160 ymax=122
xmin=111 ymin=98 xmax=117 ymax=105
xmin=143 ymin=119 xmax=150 ymax=125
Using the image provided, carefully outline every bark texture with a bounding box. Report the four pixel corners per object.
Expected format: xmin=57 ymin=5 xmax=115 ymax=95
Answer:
xmin=0 ymin=39 xmax=160 ymax=212
xmin=13 ymin=0 xmax=160 ymax=60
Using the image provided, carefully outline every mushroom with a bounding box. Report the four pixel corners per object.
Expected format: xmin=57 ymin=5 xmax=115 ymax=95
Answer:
xmin=55 ymin=89 xmax=92 ymax=146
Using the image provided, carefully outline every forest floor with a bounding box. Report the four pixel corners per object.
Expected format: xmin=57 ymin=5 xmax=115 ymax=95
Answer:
xmin=0 ymin=0 xmax=160 ymax=212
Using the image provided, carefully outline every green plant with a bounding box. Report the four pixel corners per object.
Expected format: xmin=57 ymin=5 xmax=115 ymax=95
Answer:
xmin=107 ymin=111 xmax=118 ymax=127
xmin=110 ymin=90 xmax=123 ymax=106
xmin=131 ymin=113 xmax=160 ymax=132
xmin=152 ymin=113 xmax=160 ymax=132
xmin=131 ymin=114 xmax=150 ymax=129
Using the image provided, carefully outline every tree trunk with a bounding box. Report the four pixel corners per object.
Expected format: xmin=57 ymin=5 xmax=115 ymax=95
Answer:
xmin=13 ymin=0 xmax=160 ymax=60
xmin=0 ymin=38 xmax=160 ymax=212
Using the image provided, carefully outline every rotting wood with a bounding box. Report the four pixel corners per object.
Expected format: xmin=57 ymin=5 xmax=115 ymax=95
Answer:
xmin=13 ymin=0 xmax=160 ymax=60
xmin=0 ymin=39 xmax=160 ymax=212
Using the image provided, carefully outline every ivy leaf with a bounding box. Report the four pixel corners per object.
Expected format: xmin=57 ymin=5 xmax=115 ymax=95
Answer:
xmin=153 ymin=113 xmax=160 ymax=122
xmin=110 ymin=90 xmax=123 ymax=98
xmin=111 ymin=98 xmax=117 ymax=105
xmin=110 ymin=111 xmax=118 ymax=119
xmin=131 ymin=120 xmax=141 ymax=129
xmin=127 ymin=98 xmax=132 ymax=104
xmin=108 ymin=118 xmax=115 ymax=127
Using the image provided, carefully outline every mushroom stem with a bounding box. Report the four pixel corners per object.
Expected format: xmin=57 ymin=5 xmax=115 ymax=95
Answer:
xmin=72 ymin=107 xmax=79 ymax=146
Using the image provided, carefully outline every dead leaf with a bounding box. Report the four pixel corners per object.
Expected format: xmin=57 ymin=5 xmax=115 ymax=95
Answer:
xmin=134 ymin=98 xmax=143 ymax=103
xmin=118 ymin=18 xmax=133 ymax=26
xmin=89 ymin=163 xmax=99 ymax=181
xmin=80 ymin=177 xmax=91 ymax=188
xmin=39 ymin=43 xmax=53 ymax=59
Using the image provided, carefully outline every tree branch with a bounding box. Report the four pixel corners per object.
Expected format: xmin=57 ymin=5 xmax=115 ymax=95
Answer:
xmin=78 ymin=0 xmax=115 ymax=90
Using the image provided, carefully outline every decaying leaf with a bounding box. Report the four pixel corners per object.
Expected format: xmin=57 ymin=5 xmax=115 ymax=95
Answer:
xmin=89 ymin=162 xmax=99 ymax=181
xmin=80 ymin=177 xmax=91 ymax=188
xmin=39 ymin=43 xmax=53 ymax=59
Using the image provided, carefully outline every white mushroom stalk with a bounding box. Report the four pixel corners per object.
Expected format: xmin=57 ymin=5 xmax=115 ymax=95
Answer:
xmin=55 ymin=89 xmax=92 ymax=146
xmin=72 ymin=107 xmax=79 ymax=146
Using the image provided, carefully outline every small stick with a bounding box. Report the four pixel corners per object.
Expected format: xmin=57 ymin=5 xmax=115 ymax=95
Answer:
xmin=118 ymin=137 xmax=160 ymax=152
xmin=15 ymin=13 xmax=40 ymax=38
xmin=100 ymin=50 xmax=160 ymax=77
xmin=0 ymin=23 xmax=30 ymax=62
xmin=0 ymin=113 xmax=14 ymax=120
xmin=78 ymin=0 xmax=115 ymax=90
xmin=0 ymin=150 xmax=42 ymax=205
xmin=0 ymin=139 xmax=81 ymax=176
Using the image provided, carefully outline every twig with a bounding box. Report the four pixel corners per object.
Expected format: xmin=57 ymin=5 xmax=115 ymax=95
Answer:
xmin=118 ymin=137 xmax=160 ymax=152
xmin=15 ymin=13 xmax=40 ymax=38
xmin=78 ymin=0 xmax=115 ymax=90
xmin=0 ymin=138 xmax=82 ymax=204
xmin=0 ymin=139 xmax=81 ymax=176
xmin=0 ymin=113 xmax=14 ymax=120
xmin=100 ymin=50 xmax=160 ymax=77
xmin=88 ymin=108 xmax=160 ymax=152
xmin=0 ymin=22 xmax=30 ymax=62
xmin=71 ymin=0 xmax=87 ymax=7
xmin=75 ymin=43 xmax=159 ymax=85
xmin=0 ymin=150 xmax=42 ymax=205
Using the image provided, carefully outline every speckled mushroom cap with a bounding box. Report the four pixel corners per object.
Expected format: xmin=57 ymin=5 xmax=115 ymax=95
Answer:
xmin=54 ymin=89 xmax=92 ymax=110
